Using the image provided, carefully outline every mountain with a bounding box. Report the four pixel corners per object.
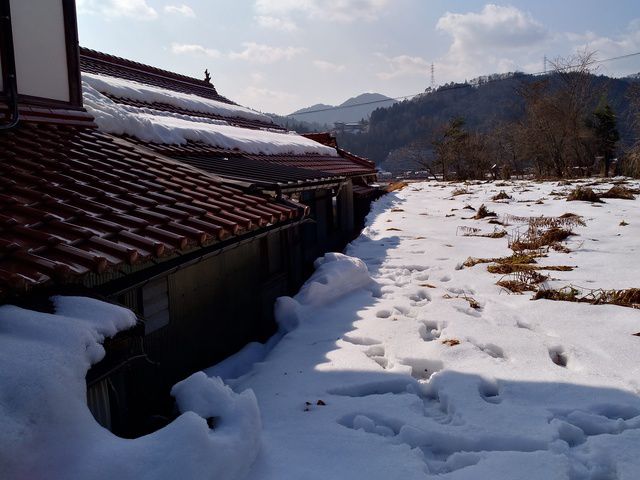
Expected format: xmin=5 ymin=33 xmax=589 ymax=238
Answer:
xmin=336 ymin=73 xmax=640 ymax=171
xmin=288 ymin=93 xmax=396 ymax=127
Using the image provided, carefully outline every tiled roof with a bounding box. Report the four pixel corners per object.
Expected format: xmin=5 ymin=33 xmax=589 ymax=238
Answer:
xmin=177 ymin=155 xmax=343 ymax=190
xmin=80 ymin=47 xmax=232 ymax=103
xmin=79 ymin=48 xmax=376 ymax=179
xmin=302 ymin=132 xmax=338 ymax=148
xmin=125 ymin=138 xmax=375 ymax=177
xmin=0 ymin=123 xmax=303 ymax=294
xmin=102 ymin=94 xmax=281 ymax=131
xmin=302 ymin=132 xmax=377 ymax=173
xmin=248 ymin=154 xmax=376 ymax=177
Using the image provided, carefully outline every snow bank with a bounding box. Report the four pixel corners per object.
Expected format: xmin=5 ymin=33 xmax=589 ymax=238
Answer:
xmin=298 ymin=253 xmax=374 ymax=307
xmin=83 ymin=82 xmax=338 ymax=156
xmin=0 ymin=296 xmax=261 ymax=480
xmin=276 ymin=252 xmax=375 ymax=333
xmin=83 ymin=72 xmax=273 ymax=124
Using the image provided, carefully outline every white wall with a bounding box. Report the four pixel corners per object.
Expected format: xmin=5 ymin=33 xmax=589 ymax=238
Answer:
xmin=10 ymin=0 xmax=69 ymax=102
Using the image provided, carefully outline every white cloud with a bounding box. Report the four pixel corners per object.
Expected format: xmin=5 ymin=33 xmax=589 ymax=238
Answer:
xmin=376 ymin=54 xmax=430 ymax=80
xmin=433 ymin=4 xmax=550 ymax=82
xmin=313 ymin=60 xmax=346 ymax=73
xmin=164 ymin=4 xmax=196 ymax=17
xmin=77 ymin=0 xmax=158 ymax=20
xmin=255 ymin=15 xmax=298 ymax=31
xmin=171 ymin=43 xmax=221 ymax=58
xmin=255 ymin=0 xmax=390 ymax=23
xmin=229 ymin=42 xmax=305 ymax=64
xmin=437 ymin=4 xmax=548 ymax=52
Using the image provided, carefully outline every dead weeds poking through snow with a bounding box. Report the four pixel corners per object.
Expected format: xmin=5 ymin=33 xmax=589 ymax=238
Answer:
xmin=509 ymin=227 xmax=574 ymax=252
xmin=464 ymin=253 xmax=541 ymax=268
xmin=487 ymin=263 xmax=573 ymax=275
xmin=497 ymin=270 xmax=549 ymax=293
xmin=534 ymin=287 xmax=640 ymax=309
xmin=451 ymin=187 xmax=470 ymax=196
xmin=457 ymin=226 xmax=507 ymax=238
xmin=474 ymin=204 xmax=497 ymax=219
xmin=443 ymin=293 xmax=481 ymax=310
xmin=566 ymin=187 xmax=603 ymax=203
xmin=599 ymin=185 xmax=636 ymax=200
xmin=492 ymin=190 xmax=512 ymax=201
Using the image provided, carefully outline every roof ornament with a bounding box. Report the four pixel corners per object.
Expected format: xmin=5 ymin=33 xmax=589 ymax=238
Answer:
xmin=204 ymin=69 xmax=212 ymax=85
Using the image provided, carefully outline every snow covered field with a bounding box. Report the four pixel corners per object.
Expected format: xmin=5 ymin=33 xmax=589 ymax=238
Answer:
xmin=231 ymin=179 xmax=640 ymax=480
xmin=2 ymin=179 xmax=639 ymax=480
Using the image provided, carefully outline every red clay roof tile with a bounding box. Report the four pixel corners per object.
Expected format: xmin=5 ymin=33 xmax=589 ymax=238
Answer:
xmin=0 ymin=123 xmax=304 ymax=293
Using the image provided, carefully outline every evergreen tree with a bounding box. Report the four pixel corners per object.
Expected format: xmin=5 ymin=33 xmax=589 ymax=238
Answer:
xmin=591 ymin=97 xmax=620 ymax=176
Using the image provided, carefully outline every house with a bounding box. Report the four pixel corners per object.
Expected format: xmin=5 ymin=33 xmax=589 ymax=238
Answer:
xmin=0 ymin=0 xmax=379 ymax=436
xmin=79 ymin=48 xmax=379 ymax=274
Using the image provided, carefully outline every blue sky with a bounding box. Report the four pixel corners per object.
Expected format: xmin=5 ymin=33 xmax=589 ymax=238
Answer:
xmin=76 ymin=1 xmax=640 ymax=114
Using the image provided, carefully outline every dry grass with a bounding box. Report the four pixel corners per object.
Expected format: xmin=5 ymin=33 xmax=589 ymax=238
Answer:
xmin=387 ymin=182 xmax=409 ymax=192
xmin=599 ymin=185 xmax=636 ymax=200
xmin=497 ymin=270 xmax=548 ymax=293
xmin=443 ymin=293 xmax=481 ymax=310
xmin=452 ymin=187 xmax=470 ymax=196
xmin=620 ymin=220 xmax=629 ymax=226
xmin=492 ymin=190 xmax=512 ymax=201
xmin=458 ymin=226 xmax=507 ymax=238
xmin=566 ymin=187 xmax=603 ymax=203
xmin=464 ymin=253 xmax=540 ymax=268
xmin=487 ymin=263 xmax=573 ymax=275
xmin=442 ymin=339 xmax=461 ymax=347
xmin=509 ymin=227 xmax=574 ymax=252
xmin=386 ymin=227 xmax=402 ymax=231
xmin=534 ymin=287 xmax=640 ymax=309
xmin=474 ymin=204 xmax=497 ymax=219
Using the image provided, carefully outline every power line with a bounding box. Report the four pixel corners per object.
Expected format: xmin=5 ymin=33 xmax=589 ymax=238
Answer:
xmin=287 ymin=51 xmax=640 ymax=117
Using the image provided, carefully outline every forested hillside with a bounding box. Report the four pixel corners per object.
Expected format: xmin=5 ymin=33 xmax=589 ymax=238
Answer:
xmin=336 ymin=72 xmax=639 ymax=173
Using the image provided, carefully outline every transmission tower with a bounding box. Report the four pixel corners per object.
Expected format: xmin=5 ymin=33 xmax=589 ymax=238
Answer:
xmin=544 ymin=55 xmax=547 ymax=74
xmin=430 ymin=63 xmax=435 ymax=89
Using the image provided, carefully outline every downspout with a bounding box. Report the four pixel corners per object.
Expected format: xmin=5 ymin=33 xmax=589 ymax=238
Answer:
xmin=0 ymin=1 xmax=19 ymax=131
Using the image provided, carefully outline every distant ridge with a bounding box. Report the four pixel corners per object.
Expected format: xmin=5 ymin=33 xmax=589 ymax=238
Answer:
xmin=289 ymin=93 xmax=396 ymax=126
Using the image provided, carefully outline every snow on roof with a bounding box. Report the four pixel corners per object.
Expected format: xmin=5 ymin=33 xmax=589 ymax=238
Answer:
xmin=0 ymin=296 xmax=261 ymax=479
xmin=83 ymin=72 xmax=272 ymax=124
xmin=82 ymin=81 xmax=339 ymax=157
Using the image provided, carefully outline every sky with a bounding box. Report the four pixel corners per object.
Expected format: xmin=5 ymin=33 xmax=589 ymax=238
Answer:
xmin=76 ymin=0 xmax=640 ymax=115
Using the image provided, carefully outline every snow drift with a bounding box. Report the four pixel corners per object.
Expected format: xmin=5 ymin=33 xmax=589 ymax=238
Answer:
xmin=0 ymin=296 xmax=261 ymax=480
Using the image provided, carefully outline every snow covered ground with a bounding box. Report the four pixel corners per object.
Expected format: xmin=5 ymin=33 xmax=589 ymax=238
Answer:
xmin=2 ymin=179 xmax=639 ymax=480
xmin=228 ymin=179 xmax=640 ymax=480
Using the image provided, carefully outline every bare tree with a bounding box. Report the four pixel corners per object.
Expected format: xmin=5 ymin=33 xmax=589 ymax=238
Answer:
xmin=518 ymin=50 xmax=600 ymax=177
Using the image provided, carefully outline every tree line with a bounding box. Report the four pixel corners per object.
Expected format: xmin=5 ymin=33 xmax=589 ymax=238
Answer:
xmin=337 ymin=52 xmax=640 ymax=179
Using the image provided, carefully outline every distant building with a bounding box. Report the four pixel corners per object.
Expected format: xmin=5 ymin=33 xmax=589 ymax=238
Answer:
xmin=333 ymin=121 xmax=369 ymax=135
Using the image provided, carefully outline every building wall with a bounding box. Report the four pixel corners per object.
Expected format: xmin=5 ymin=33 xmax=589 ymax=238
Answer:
xmin=10 ymin=0 xmax=70 ymax=101
xmin=89 ymin=226 xmax=304 ymax=436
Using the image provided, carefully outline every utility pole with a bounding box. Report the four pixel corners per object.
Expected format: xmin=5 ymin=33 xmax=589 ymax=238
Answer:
xmin=543 ymin=55 xmax=547 ymax=74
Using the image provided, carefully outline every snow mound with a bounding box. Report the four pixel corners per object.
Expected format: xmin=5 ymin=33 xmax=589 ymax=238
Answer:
xmin=82 ymin=79 xmax=339 ymax=157
xmin=298 ymin=253 xmax=374 ymax=307
xmin=0 ymin=296 xmax=261 ymax=480
xmin=82 ymin=72 xmax=273 ymax=124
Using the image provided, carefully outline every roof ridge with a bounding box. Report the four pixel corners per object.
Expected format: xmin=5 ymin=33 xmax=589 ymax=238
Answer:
xmin=79 ymin=47 xmax=232 ymax=102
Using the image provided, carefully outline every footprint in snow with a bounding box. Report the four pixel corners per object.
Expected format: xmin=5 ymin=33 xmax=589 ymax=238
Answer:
xmin=419 ymin=320 xmax=443 ymax=342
